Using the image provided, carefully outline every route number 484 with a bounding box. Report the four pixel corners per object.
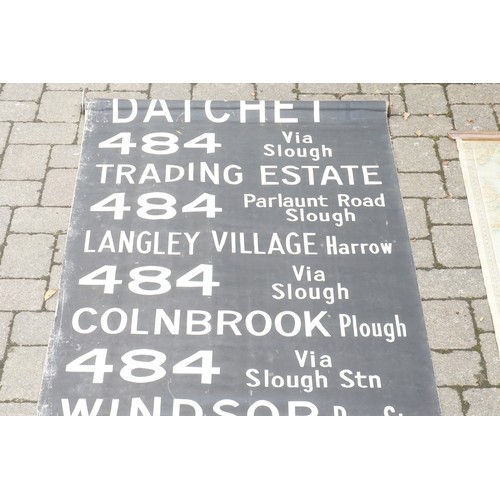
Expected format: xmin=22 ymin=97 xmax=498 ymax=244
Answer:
xmin=66 ymin=348 xmax=221 ymax=384
xmin=98 ymin=132 xmax=221 ymax=155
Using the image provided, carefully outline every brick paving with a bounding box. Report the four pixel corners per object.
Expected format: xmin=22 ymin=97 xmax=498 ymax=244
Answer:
xmin=0 ymin=82 xmax=499 ymax=416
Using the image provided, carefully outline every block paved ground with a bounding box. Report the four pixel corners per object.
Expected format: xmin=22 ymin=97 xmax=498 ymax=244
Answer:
xmin=0 ymin=83 xmax=499 ymax=416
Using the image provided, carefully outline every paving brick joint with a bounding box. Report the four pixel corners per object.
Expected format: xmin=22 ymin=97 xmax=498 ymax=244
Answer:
xmin=0 ymin=83 xmax=499 ymax=416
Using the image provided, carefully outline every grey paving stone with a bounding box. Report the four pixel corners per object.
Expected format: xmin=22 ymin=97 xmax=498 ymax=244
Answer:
xmin=463 ymin=388 xmax=500 ymax=415
xmin=0 ymin=279 xmax=46 ymax=310
xmin=0 ymin=346 xmax=47 ymax=400
xmin=428 ymin=199 xmax=472 ymax=224
xmin=54 ymin=234 xmax=67 ymax=264
xmin=10 ymin=123 xmax=77 ymax=144
xmin=0 ymin=207 xmax=11 ymax=244
xmin=256 ymin=83 xmax=297 ymax=100
xmin=0 ymin=312 xmax=12 ymax=362
xmin=49 ymin=145 xmax=81 ymax=169
xmin=437 ymin=137 xmax=459 ymax=160
xmin=404 ymin=84 xmax=448 ymax=115
xmin=451 ymin=104 xmax=497 ymax=131
xmin=0 ymin=144 xmax=50 ymax=180
xmin=432 ymin=225 xmax=481 ymax=267
xmin=443 ymin=160 xmax=467 ymax=198
xmin=150 ymin=83 xmax=192 ymax=99
xmin=392 ymin=137 xmax=440 ymax=172
xmin=0 ymin=83 xmax=43 ymax=101
xmin=192 ymin=83 xmax=255 ymax=100
xmin=410 ymin=239 xmax=434 ymax=268
xmin=480 ymin=333 xmax=500 ymax=385
xmin=109 ymin=83 xmax=150 ymax=91
xmin=360 ymin=83 xmax=401 ymax=94
xmin=41 ymin=169 xmax=77 ymax=207
xmin=417 ymin=269 xmax=486 ymax=299
xmin=431 ymin=350 xmax=482 ymax=386
xmin=437 ymin=387 xmax=463 ymax=416
xmin=10 ymin=207 xmax=71 ymax=233
xmin=38 ymin=91 xmax=82 ymax=122
xmin=11 ymin=311 xmax=53 ymax=345
xmin=423 ymin=300 xmax=476 ymax=349
xmin=403 ymin=198 xmax=428 ymax=238
xmin=447 ymin=84 xmax=500 ymax=104
xmin=47 ymin=83 xmax=108 ymax=91
xmin=48 ymin=264 xmax=62 ymax=290
xmin=0 ymin=234 xmax=54 ymax=278
xmin=0 ymin=181 xmax=41 ymax=206
xmin=44 ymin=264 xmax=63 ymax=312
xmin=0 ymin=122 xmax=10 ymax=154
xmin=298 ymin=94 xmax=338 ymax=101
xmin=398 ymin=173 xmax=445 ymax=198
xmin=389 ymin=115 xmax=453 ymax=137
xmin=472 ymin=299 xmax=494 ymax=332
xmin=85 ymin=91 xmax=148 ymax=100
xmin=0 ymin=403 xmax=37 ymax=415
xmin=0 ymin=101 xmax=38 ymax=121
xmin=299 ymin=83 xmax=359 ymax=94
xmin=77 ymin=115 xmax=85 ymax=144
xmin=389 ymin=94 xmax=405 ymax=115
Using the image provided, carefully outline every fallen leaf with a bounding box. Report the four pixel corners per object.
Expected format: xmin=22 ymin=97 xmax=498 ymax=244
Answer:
xmin=466 ymin=117 xmax=474 ymax=124
xmin=403 ymin=112 xmax=410 ymax=121
xmin=44 ymin=289 xmax=57 ymax=301
xmin=415 ymin=130 xmax=424 ymax=137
